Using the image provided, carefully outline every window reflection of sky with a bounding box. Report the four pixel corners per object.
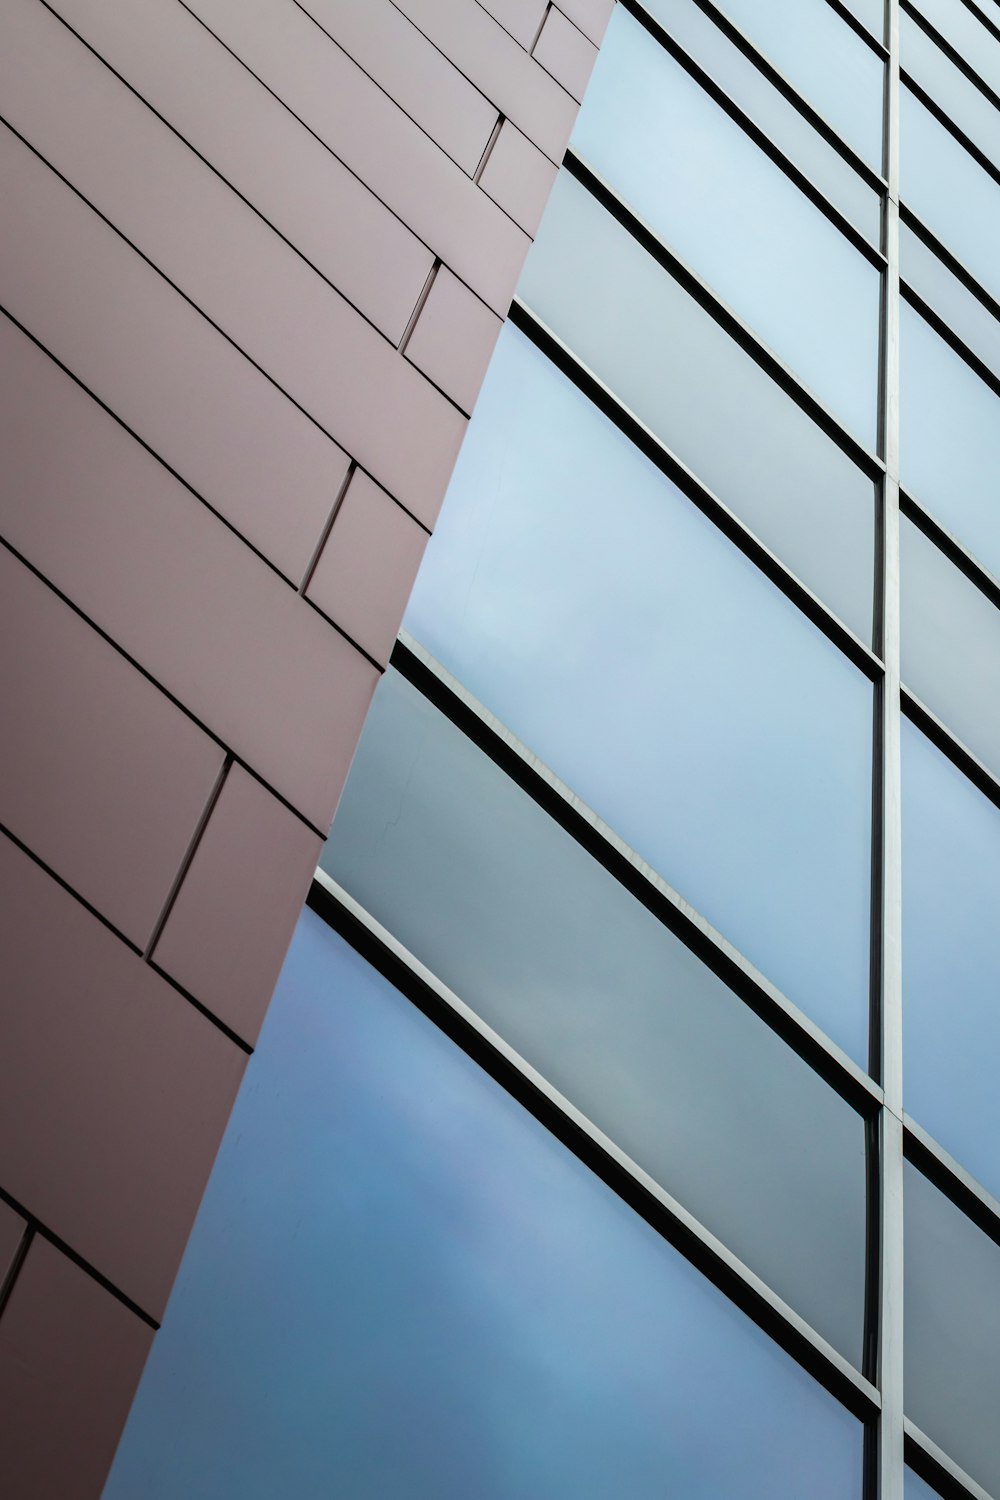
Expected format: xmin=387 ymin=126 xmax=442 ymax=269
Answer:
xmin=405 ymin=326 xmax=872 ymax=1064
xmin=104 ymin=914 xmax=863 ymax=1500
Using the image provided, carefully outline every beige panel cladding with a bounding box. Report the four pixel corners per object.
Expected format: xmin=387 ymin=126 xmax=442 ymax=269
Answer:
xmin=0 ymin=0 xmax=611 ymax=1489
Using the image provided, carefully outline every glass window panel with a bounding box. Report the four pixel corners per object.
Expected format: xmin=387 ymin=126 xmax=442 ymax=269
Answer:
xmin=104 ymin=913 xmax=866 ymax=1500
xmin=902 ymin=716 xmax=1000 ymax=1200
xmin=905 ymin=1161 xmax=1000 ymax=1497
xmin=324 ymin=669 xmax=868 ymax=1362
xmin=909 ymin=0 xmax=1000 ymax=99
xmin=900 ymin=223 xmax=1000 ymax=381
xmin=900 ymin=298 xmax=1000 ymax=577
xmin=906 ymin=1469 xmax=943 ymax=1500
xmin=903 ymin=12 xmax=1000 ymax=168
xmin=900 ymin=515 xmax=1000 ymax=779
xmin=839 ymin=0 xmax=886 ymax=42
xmin=901 ymin=84 xmax=1000 ymax=304
xmin=519 ymin=172 xmax=875 ymax=642
xmin=572 ymin=9 xmax=880 ymax=443
xmin=640 ymin=0 xmax=881 ymax=245
xmin=713 ymin=0 xmax=884 ymax=166
xmin=404 ymin=326 xmax=873 ymax=1063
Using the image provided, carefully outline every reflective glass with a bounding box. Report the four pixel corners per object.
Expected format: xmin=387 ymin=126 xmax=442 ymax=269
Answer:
xmin=404 ymin=325 xmax=873 ymax=1063
xmin=900 ymin=298 xmax=1000 ymax=578
xmin=714 ymin=0 xmax=884 ymax=166
xmin=901 ymin=84 xmax=1000 ymax=304
xmin=900 ymin=514 xmax=1000 ymax=779
xmin=903 ymin=12 xmax=1000 ymax=168
xmin=902 ymin=716 xmax=1000 ymax=1199
xmin=901 ymin=223 xmax=1000 ymax=382
xmin=519 ymin=173 xmax=875 ymax=641
xmin=909 ymin=0 xmax=1000 ymax=99
xmin=905 ymin=1162 xmax=1000 ymax=1497
xmin=640 ymin=0 xmax=881 ymax=245
xmin=573 ymin=9 xmax=880 ymax=442
xmin=325 ymin=670 xmax=868 ymax=1361
xmin=838 ymin=0 xmax=886 ymax=42
xmin=905 ymin=1470 xmax=942 ymax=1500
xmin=104 ymin=913 xmax=865 ymax=1500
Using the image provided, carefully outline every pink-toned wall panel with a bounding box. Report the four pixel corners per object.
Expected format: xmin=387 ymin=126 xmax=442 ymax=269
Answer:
xmin=183 ymin=0 xmax=531 ymax=315
xmin=0 ymin=547 xmax=225 ymax=950
xmin=0 ymin=30 xmax=466 ymax=530
xmin=296 ymin=0 xmax=499 ymax=174
xmin=477 ymin=0 xmax=550 ymax=48
xmin=532 ymin=5 xmax=600 ymax=101
xmin=0 ymin=129 xmax=349 ymax=584
xmin=0 ymin=1201 xmax=26 ymax=1289
xmin=553 ymin=0 xmax=617 ymax=46
xmin=0 ymin=833 xmax=247 ymax=1317
xmin=0 ymin=1237 xmax=153 ymax=1500
xmin=19 ymin=0 xmax=436 ymax=347
xmin=0 ymin=317 xmax=378 ymax=831
xmin=405 ymin=266 xmax=505 ymax=415
xmin=152 ymin=766 xmax=323 ymax=1047
xmin=479 ymin=118 xmax=559 ymax=235
xmin=306 ymin=468 xmax=430 ymax=666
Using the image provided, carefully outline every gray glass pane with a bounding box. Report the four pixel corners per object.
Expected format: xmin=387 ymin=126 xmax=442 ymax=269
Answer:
xmin=900 ymin=515 xmax=1000 ymax=778
xmin=901 ymin=223 xmax=1000 ymax=382
xmin=104 ymin=913 xmax=866 ymax=1500
xmin=404 ymin=326 xmax=873 ymax=1063
xmin=714 ymin=0 xmax=884 ymax=165
xmin=572 ymin=9 xmax=880 ymax=443
xmin=519 ymin=173 xmax=875 ymax=642
xmin=900 ymin=299 xmax=1000 ymax=577
xmin=910 ymin=0 xmax=1000 ymax=99
xmin=906 ymin=1470 xmax=943 ymax=1500
xmin=901 ymin=85 xmax=1000 ymax=304
xmin=324 ymin=670 xmax=868 ymax=1362
xmin=614 ymin=1 xmax=881 ymax=246
xmin=902 ymin=717 xmax=1000 ymax=1199
xmin=903 ymin=12 xmax=1000 ymax=168
xmin=905 ymin=1162 xmax=1000 ymax=1496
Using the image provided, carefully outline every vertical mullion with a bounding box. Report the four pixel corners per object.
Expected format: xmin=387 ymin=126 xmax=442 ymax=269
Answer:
xmin=878 ymin=1 xmax=905 ymax=1498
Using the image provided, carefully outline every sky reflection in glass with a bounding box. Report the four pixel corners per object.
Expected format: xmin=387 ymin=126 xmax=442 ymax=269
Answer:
xmin=404 ymin=326 xmax=872 ymax=1063
xmin=103 ymin=913 xmax=864 ymax=1500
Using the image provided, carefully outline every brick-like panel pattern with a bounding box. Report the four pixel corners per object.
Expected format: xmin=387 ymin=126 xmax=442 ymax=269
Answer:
xmin=0 ymin=0 xmax=613 ymax=1490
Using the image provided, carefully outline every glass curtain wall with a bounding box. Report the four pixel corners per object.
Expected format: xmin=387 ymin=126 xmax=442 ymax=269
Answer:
xmin=106 ymin=2 xmax=1000 ymax=1499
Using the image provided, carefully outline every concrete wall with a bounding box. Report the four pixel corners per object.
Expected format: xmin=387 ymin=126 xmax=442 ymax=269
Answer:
xmin=0 ymin=0 xmax=613 ymax=1493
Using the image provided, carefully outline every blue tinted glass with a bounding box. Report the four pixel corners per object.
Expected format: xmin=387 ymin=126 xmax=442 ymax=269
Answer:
xmin=903 ymin=13 xmax=1000 ymax=170
xmin=715 ymin=0 xmax=884 ymax=165
xmin=911 ymin=0 xmax=1000 ymax=98
xmin=325 ymin=670 xmax=868 ymax=1362
xmin=906 ymin=1470 xmax=942 ymax=1500
xmin=640 ymin=0 xmax=881 ymax=244
xmin=104 ymin=913 xmax=865 ymax=1500
xmin=900 ymin=299 xmax=1000 ymax=579
xmin=573 ymin=9 xmax=880 ymax=443
xmin=901 ymin=85 xmax=1000 ymax=305
xmin=404 ymin=328 xmax=873 ymax=1063
xmin=519 ymin=173 xmax=875 ymax=642
xmin=905 ymin=1162 xmax=1000 ymax=1497
xmin=902 ymin=717 xmax=1000 ymax=1199
xmin=901 ymin=224 xmax=1000 ymax=383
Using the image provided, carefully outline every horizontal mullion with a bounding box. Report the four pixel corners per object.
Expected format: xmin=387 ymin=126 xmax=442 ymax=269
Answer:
xmin=308 ymin=867 xmax=882 ymax=1421
xmin=393 ymin=629 xmax=884 ymax=1118
xmin=564 ymin=152 xmax=885 ymax=477
xmin=904 ymin=1418 xmax=998 ymax=1500
xmin=509 ymin=296 xmax=884 ymax=682
xmin=900 ymin=491 xmax=1000 ymax=614
xmin=904 ymin=0 xmax=1000 ymax=118
xmin=904 ymin=1117 xmax=1000 ymax=1253
xmin=619 ymin=0 xmax=888 ymax=249
xmin=901 ymin=688 xmax=1000 ymax=816
xmin=902 ymin=65 xmax=1000 ymax=188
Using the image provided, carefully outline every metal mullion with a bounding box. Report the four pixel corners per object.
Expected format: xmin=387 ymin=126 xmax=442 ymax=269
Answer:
xmin=903 ymin=0 xmax=1000 ymax=119
xmin=392 ymin=631 xmax=884 ymax=1118
xmin=824 ymin=0 xmax=893 ymax=50
xmin=561 ymin=153 xmax=886 ymax=470
xmin=618 ymin=0 xmax=888 ymax=250
xmin=877 ymin=2 xmax=905 ymax=1499
xmin=508 ymin=298 xmax=885 ymax=678
xmin=904 ymin=1420 xmax=997 ymax=1500
xmin=308 ymin=868 xmax=883 ymax=1422
xmin=901 ymin=689 xmax=1000 ymax=815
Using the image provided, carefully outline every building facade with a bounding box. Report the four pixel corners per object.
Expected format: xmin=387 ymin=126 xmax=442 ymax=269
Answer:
xmin=3 ymin=0 xmax=1000 ymax=1497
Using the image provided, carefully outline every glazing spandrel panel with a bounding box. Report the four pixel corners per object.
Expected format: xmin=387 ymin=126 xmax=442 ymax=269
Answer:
xmin=900 ymin=226 xmax=1000 ymax=383
xmin=903 ymin=13 xmax=1000 ymax=171
xmin=324 ymin=668 xmax=868 ymax=1363
xmin=404 ymin=323 xmax=873 ymax=1065
xmin=574 ymin=8 xmax=881 ymax=443
xmin=518 ymin=172 xmax=875 ymax=643
xmin=905 ymin=1161 xmax=1000 ymax=1498
xmin=104 ymin=913 xmax=866 ymax=1500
